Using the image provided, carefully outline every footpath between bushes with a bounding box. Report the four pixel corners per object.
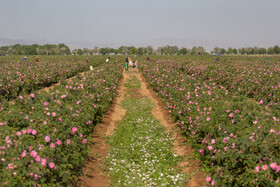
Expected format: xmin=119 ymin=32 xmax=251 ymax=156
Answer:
xmin=80 ymin=67 xmax=207 ymax=187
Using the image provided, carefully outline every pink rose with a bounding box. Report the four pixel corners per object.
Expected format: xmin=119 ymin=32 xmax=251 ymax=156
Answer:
xmin=50 ymin=143 xmax=55 ymax=148
xmin=45 ymin=136 xmax=50 ymax=143
xmin=41 ymin=158 xmax=47 ymax=167
xmin=262 ymin=165 xmax=268 ymax=171
xmin=270 ymin=162 xmax=277 ymax=170
xmin=30 ymin=150 xmax=37 ymax=158
xmin=72 ymin=127 xmax=78 ymax=134
xmin=82 ymin=139 xmax=87 ymax=144
xmin=49 ymin=162 xmax=55 ymax=169
xmin=31 ymin=129 xmax=37 ymax=135
xmin=56 ymin=140 xmax=62 ymax=146
xmin=206 ymin=177 xmax=211 ymax=183
xmin=16 ymin=132 xmax=21 ymax=136
xmin=255 ymin=166 xmax=260 ymax=173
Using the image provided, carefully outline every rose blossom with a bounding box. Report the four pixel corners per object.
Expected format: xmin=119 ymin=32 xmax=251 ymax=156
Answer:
xmin=206 ymin=177 xmax=211 ymax=183
xmin=30 ymin=150 xmax=38 ymax=158
xmin=50 ymin=143 xmax=55 ymax=148
xmin=262 ymin=165 xmax=268 ymax=171
xmin=41 ymin=158 xmax=47 ymax=167
xmin=45 ymin=136 xmax=50 ymax=143
xmin=31 ymin=129 xmax=37 ymax=135
xmin=49 ymin=162 xmax=55 ymax=169
xmin=82 ymin=139 xmax=87 ymax=144
xmin=72 ymin=127 xmax=78 ymax=134
xmin=56 ymin=140 xmax=62 ymax=146
xmin=270 ymin=162 xmax=277 ymax=170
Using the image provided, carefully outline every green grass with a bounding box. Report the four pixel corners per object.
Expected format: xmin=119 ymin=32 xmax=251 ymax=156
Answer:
xmin=106 ymin=73 xmax=187 ymax=186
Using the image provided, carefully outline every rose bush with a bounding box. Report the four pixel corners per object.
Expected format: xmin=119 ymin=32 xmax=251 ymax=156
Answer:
xmin=139 ymin=58 xmax=280 ymax=186
xmin=0 ymin=60 xmax=123 ymax=186
xmin=0 ymin=56 xmax=107 ymax=102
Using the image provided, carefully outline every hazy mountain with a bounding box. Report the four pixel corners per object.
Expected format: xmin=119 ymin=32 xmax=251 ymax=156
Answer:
xmin=0 ymin=37 xmax=54 ymax=46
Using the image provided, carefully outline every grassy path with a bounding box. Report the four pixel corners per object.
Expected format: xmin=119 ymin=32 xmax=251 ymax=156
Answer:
xmin=80 ymin=67 xmax=207 ymax=187
xmin=106 ymin=69 xmax=187 ymax=186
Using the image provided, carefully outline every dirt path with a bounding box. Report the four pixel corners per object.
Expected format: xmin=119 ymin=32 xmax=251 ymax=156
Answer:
xmin=80 ymin=67 xmax=206 ymax=187
xmin=79 ymin=70 xmax=126 ymax=187
xmin=9 ymin=70 xmax=91 ymax=105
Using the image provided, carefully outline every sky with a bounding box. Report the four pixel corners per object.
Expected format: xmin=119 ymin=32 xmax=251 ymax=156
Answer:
xmin=0 ymin=0 xmax=280 ymax=50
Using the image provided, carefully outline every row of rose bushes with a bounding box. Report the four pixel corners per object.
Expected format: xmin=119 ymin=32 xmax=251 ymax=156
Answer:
xmin=139 ymin=59 xmax=280 ymax=186
xmin=180 ymin=59 xmax=280 ymax=111
xmin=0 ymin=61 xmax=123 ymax=186
xmin=0 ymin=56 xmax=107 ymax=102
xmin=138 ymin=55 xmax=280 ymax=110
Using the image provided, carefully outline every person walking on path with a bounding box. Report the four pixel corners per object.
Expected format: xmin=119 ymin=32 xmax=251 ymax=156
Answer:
xmin=125 ymin=57 xmax=129 ymax=71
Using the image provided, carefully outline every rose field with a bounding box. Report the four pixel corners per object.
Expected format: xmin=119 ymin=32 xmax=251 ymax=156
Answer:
xmin=0 ymin=56 xmax=107 ymax=102
xmin=0 ymin=56 xmax=122 ymax=186
xmin=138 ymin=56 xmax=280 ymax=186
xmin=0 ymin=55 xmax=279 ymax=186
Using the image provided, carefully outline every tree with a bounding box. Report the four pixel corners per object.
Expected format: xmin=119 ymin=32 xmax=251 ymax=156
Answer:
xmin=93 ymin=46 xmax=99 ymax=55
xmin=227 ymin=47 xmax=233 ymax=54
xmin=258 ymin=48 xmax=266 ymax=54
xmin=212 ymin=47 xmax=220 ymax=54
xmin=191 ymin=46 xmax=197 ymax=55
xmin=99 ymin=48 xmax=107 ymax=55
xmin=232 ymin=48 xmax=238 ymax=54
xmin=197 ymin=46 xmax=205 ymax=55
xmin=83 ymin=48 xmax=90 ymax=55
xmin=146 ymin=46 xmax=154 ymax=55
xmin=137 ymin=47 xmax=144 ymax=55
xmin=180 ymin=47 xmax=188 ymax=55
xmin=220 ymin=48 xmax=226 ymax=54
xmin=77 ymin=49 xmax=83 ymax=55
xmin=238 ymin=48 xmax=245 ymax=55
xmin=267 ymin=47 xmax=274 ymax=54
xmin=129 ymin=47 xmax=137 ymax=55
xmin=273 ymin=45 xmax=280 ymax=54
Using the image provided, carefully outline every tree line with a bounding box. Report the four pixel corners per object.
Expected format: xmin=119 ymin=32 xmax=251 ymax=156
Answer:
xmin=0 ymin=44 xmax=71 ymax=56
xmin=0 ymin=43 xmax=279 ymax=56
xmin=212 ymin=46 xmax=280 ymax=55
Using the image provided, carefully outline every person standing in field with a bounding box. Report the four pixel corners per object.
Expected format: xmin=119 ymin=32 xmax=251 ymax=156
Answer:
xmin=35 ymin=57 xmax=39 ymax=62
xmin=106 ymin=57 xmax=110 ymax=62
xmin=125 ymin=56 xmax=129 ymax=71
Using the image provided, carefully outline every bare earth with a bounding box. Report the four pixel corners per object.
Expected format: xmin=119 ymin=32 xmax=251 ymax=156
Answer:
xmin=79 ymin=67 xmax=207 ymax=187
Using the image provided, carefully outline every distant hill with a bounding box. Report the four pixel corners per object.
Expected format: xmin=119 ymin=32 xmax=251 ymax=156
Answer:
xmin=0 ymin=37 xmax=54 ymax=46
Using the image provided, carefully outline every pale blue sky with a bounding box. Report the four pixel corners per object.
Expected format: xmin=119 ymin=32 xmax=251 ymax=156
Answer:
xmin=0 ymin=0 xmax=279 ymax=50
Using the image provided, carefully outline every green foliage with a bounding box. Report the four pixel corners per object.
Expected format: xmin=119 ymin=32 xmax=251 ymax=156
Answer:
xmin=106 ymin=73 xmax=187 ymax=186
xmin=139 ymin=56 xmax=280 ymax=186
xmin=0 ymin=60 xmax=123 ymax=185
